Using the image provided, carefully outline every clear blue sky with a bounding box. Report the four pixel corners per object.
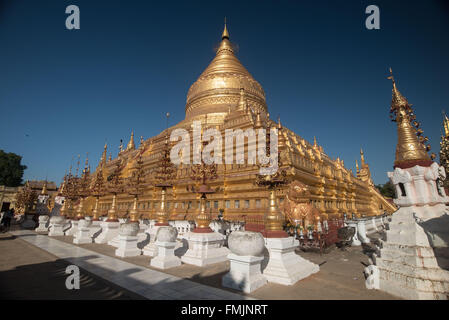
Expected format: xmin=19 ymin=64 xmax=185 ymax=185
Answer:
xmin=0 ymin=0 xmax=448 ymax=185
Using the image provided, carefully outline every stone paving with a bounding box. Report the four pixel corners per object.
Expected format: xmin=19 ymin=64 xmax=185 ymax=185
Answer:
xmin=8 ymin=230 xmax=249 ymax=300
xmin=1 ymin=228 xmax=399 ymax=300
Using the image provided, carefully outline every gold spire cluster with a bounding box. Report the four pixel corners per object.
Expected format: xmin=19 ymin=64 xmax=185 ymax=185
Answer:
xmin=388 ymin=68 xmax=434 ymax=168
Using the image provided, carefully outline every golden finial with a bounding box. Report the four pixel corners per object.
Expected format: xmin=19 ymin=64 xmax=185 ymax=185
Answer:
xmin=75 ymin=154 xmax=80 ymax=177
xmin=100 ymin=143 xmax=107 ymax=165
xmin=222 ymin=17 xmax=229 ymax=40
xmin=443 ymin=111 xmax=449 ymax=137
xmin=255 ymin=110 xmax=263 ymax=128
xmin=140 ymin=135 xmax=144 ymax=147
xmin=85 ymin=152 xmax=89 ymax=166
xmin=108 ymin=153 xmax=112 ymax=162
xmin=277 ymin=116 xmax=282 ymax=130
xmin=119 ymin=139 xmax=123 ymax=153
xmin=41 ymin=180 xmax=48 ymax=195
xmin=360 ymin=148 xmax=365 ymax=164
xmin=355 ymin=159 xmax=359 ymax=173
xmin=388 ymin=67 xmax=409 ymax=110
xmin=313 ymin=136 xmax=318 ymax=148
xmin=126 ymin=130 xmax=135 ymax=151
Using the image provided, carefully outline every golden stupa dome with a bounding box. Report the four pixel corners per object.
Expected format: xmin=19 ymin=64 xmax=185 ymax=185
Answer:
xmin=185 ymin=23 xmax=267 ymax=121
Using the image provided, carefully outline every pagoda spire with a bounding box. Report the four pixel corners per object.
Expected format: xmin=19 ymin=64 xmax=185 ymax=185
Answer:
xmin=387 ymin=68 xmax=433 ymax=168
xmin=360 ymin=148 xmax=365 ymax=165
xmin=100 ymin=143 xmax=107 ymax=166
xmin=126 ymin=130 xmax=135 ymax=151
xmin=222 ymin=17 xmax=229 ymax=40
xmin=41 ymin=180 xmax=48 ymax=195
xmin=443 ymin=112 xmax=449 ymax=137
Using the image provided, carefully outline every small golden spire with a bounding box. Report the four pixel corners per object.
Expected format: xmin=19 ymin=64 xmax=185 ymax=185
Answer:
xmin=100 ymin=143 xmax=107 ymax=166
xmin=108 ymin=153 xmax=112 ymax=162
xmin=313 ymin=136 xmax=318 ymax=149
xmin=140 ymin=135 xmax=144 ymax=148
xmin=255 ymin=110 xmax=263 ymax=128
xmin=443 ymin=112 xmax=449 ymax=137
xmin=41 ymin=180 xmax=48 ymax=195
xmin=388 ymin=69 xmax=431 ymax=168
xmin=222 ymin=17 xmax=229 ymax=40
xmin=126 ymin=131 xmax=135 ymax=151
xmin=119 ymin=140 xmax=123 ymax=153
xmin=277 ymin=116 xmax=282 ymax=130
xmin=355 ymin=159 xmax=359 ymax=173
xmin=84 ymin=152 xmax=89 ymax=174
xmin=360 ymin=148 xmax=365 ymax=164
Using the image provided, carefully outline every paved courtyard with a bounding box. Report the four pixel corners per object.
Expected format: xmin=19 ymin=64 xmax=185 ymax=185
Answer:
xmin=0 ymin=227 xmax=398 ymax=300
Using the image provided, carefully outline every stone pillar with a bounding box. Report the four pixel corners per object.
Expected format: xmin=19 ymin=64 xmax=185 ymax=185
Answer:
xmin=73 ymin=218 xmax=93 ymax=244
xmin=108 ymin=218 xmax=128 ymax=247
xmin=150 ymin=226 xmax=181 ymax=269
xmin=48 ymin=215 xmax=66 ymax=237
xmin=180 ymin=231 xmax=229 ymax=267
xmin=262 ymin=236 xmax=319 ymax=285
xmin=36 ymin=215 xmax=50 ymax=233
xmin=142 ymin=225 xmax=163 ymax=257
xmin=222 ymin=231 xmax=267 ymax=293
xmin=88 ymin=220 xmax=102 ymax=239
xmin=115 ymin=222 xmax=141 ymax=257
xmin=411 ymin=166 xmax=429 ymax=205
xmin=64 ymin=219 xmax=78 ymax=236
xmin=94 ymin=220 xmax=120 ymax=244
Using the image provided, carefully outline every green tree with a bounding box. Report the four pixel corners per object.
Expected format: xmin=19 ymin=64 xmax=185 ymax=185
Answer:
xmin=0 ymin=150 xmax=27 ymax=187
xmin=375 ymin=181 xmax=396 ymax=198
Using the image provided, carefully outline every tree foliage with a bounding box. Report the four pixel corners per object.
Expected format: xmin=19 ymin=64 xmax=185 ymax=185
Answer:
xmin=0 ymin=150 xmax=27 ymax=187
xmin=375 ymin=181 xmax=396 ymax=198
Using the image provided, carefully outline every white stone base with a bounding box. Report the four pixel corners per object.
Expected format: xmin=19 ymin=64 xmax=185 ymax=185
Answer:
xmin=222 ymin=254 xmax=267 ymax=293
xmin=48 ymin=223 xmax=65 ymax=236
xmin=64 ymin=220 xmax=78 ymax=236
xmin=73 ymin=223 xmax=93 ymax=244
xmin=142 ymin=225 xmax=163 ymax=257
xmin=89 ymin=220 xmax=102 ymax=239
xmin=35 ymin=218 xmax=50 ymax=233
xmin=263 ymin=237 xmax=319 ymax=285
xmin=94 ymin=221 xmax=120 ymax=244
xmin=366 ymin=205 xmax=449 ymax=300
xmin=180 ymin=231 xmax=229 ymax=267
xmin=115 ymin=235 xmax=141 ymax=257
xmin=108 ymin=234 xmax=120 ymax=247
xmin=150 ymin=241 xmax=181 ymax=269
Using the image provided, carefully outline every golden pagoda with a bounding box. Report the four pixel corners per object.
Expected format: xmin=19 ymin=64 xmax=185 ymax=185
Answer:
xmin=85 ymin=23 xmax=395 ymax=222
